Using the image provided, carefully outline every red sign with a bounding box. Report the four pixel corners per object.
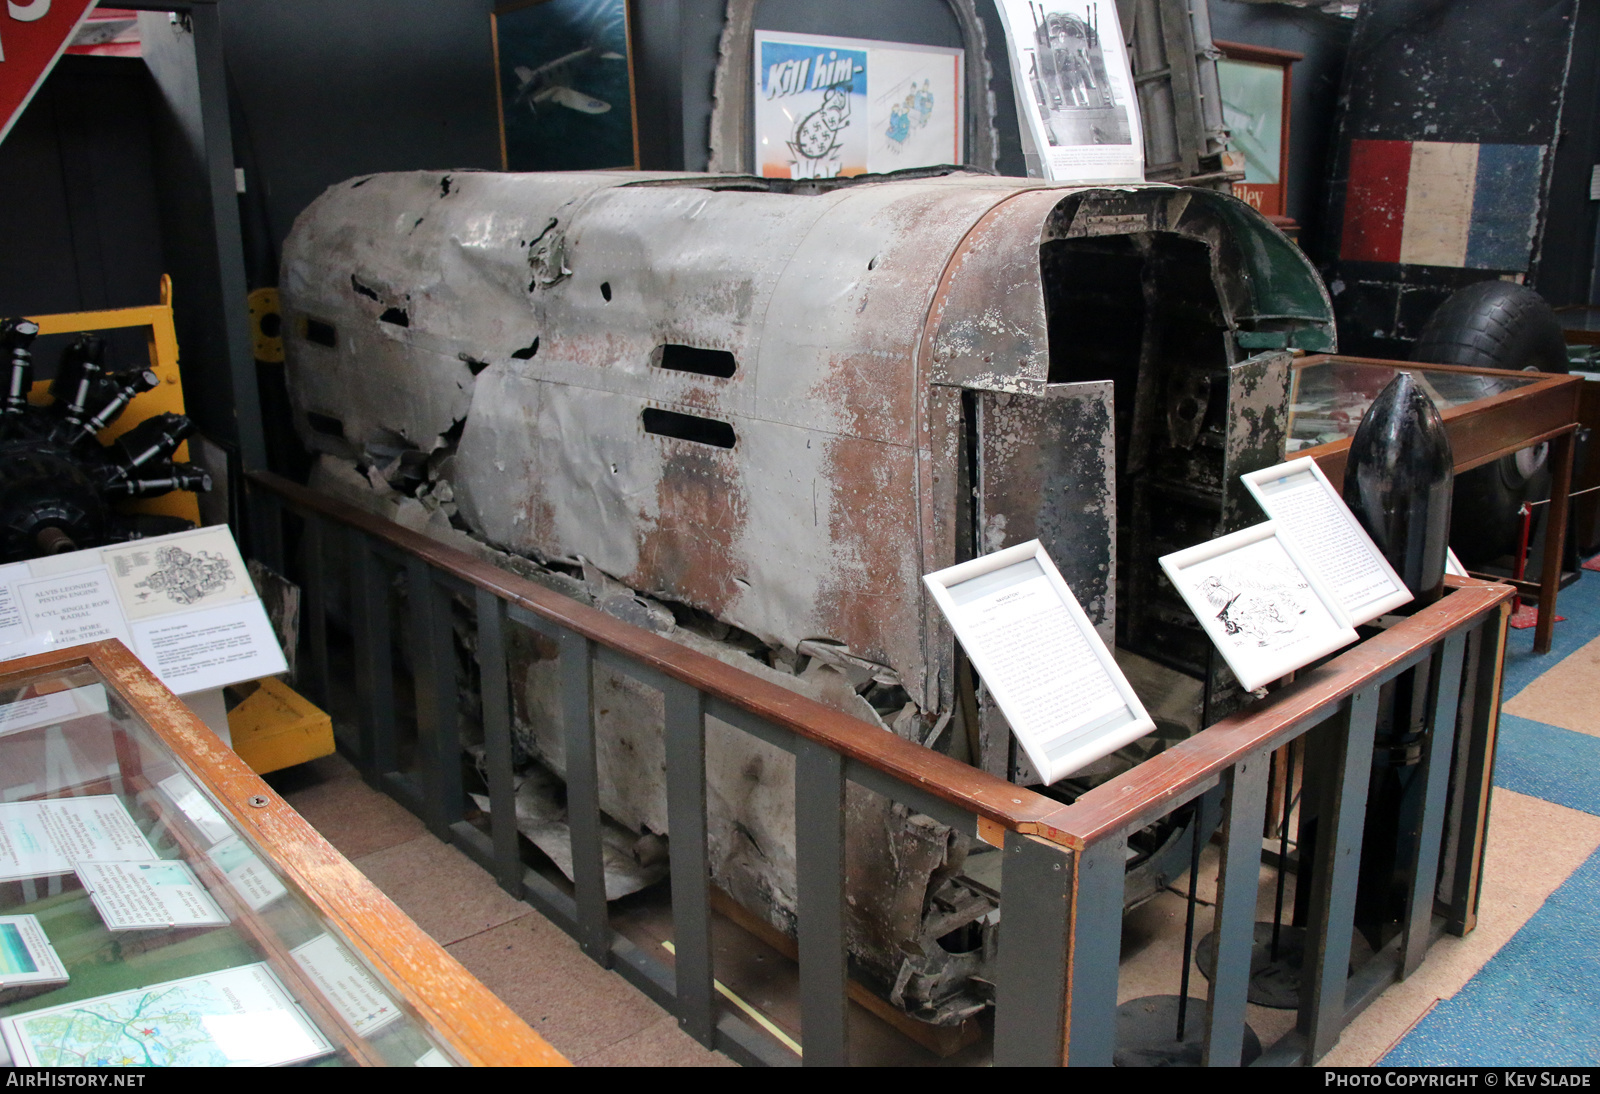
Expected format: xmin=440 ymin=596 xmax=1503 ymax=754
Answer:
xmin=0 ymin=0 xmax=100 ymax=145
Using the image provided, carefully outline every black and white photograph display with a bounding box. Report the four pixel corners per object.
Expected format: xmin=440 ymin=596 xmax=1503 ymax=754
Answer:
xmin=995 ymin=0 xmax=1142 ymax=182
xmin=924 ymin=540 xmax=1154 ymax=785
xmin=1242 ymin=457 xmax=1414 ymax=625
xmin=1160 ymin=523 xmax=1359 ymax=692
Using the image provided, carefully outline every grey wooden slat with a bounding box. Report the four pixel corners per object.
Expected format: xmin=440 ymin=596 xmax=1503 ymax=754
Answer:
xmin=993 ymin=831 xmax=1074 ymax=1066
xmin=1300 ymin=686 xmax=1380 ymax=1061
xmin=475 ymin=588 xmax=522 ymax=895
xmin=664 ymin=679 xmax=715 ymax=1046
xmin=1204 ymin=748 xmax=1271 ymax=1066
xmin=560 ymin=631 xmax=611 ymax=964
xmin=507 ymin=601 xmax=564 ymax=641
xmin=795 ymin=739 xmax=847 ymax=1066
xmin=349 ymin=530 xmax=396 ymax=778
xmin=843 ymin=757 xmax=978 ymax=838
xmin=1401 ymin=631 xmax=1467 ymax=976
xmin=596 ymin=644 xmax=671 ymax=691
xmin=1067 ymin=833 xmax=1128 ymax=1066
xmin=407 ymin=557 xmax=462 ymax=836
xmin=253 ymin=489 xmax=285 ymax=574
xmin=301 ymin=514 xmax=329 ymax=707
xmin=705 ymin=696 xmax=797 ymax=754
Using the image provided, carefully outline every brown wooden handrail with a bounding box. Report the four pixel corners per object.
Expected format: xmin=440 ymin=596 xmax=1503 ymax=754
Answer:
xmin=248 ymin=472 xmax=1513 ymax=853
xmin=1032 ymin=580 xmax=1513 ymax=849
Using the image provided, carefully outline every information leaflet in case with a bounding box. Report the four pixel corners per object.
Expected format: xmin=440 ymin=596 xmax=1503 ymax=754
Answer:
xmin=1242 ymin=457 xmax=1413 ymax=625
xmin=0 ymin=915 xmax=68 ymax=989
xmin=0 ymin=962 xmax=333 ymax=1067
xmin=0 ymin=797 xmax=157 ymax=881
xmin=75 ymin=860 xmax=229 ymax=931
xmin=924 ymin=540 xmax=1155 ymax=785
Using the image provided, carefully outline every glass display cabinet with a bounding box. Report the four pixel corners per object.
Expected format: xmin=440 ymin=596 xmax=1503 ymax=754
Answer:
xmin=0 ymin=640 xmax=565 ymax=1068
xmin=1286 ymin=354 xmax=1582 ymax=653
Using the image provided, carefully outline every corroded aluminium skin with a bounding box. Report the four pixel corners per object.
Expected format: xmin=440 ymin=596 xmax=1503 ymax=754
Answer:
xmin=282 ymin=170 xmax=1327 ymax=715
xmin=280 ymin=169 xmax=1334 ymax=1019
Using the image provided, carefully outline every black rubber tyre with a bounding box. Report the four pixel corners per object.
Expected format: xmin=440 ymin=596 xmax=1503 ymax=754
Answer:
xmin=1411 ymin=280 xmax=1569 ymax=373
xmin=1410 ymin=281 xmax=1568 ymax=566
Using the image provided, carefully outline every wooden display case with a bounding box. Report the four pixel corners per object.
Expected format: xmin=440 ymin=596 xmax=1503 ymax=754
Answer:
xmin=0 ymin=640 xmax=566 ymax=1068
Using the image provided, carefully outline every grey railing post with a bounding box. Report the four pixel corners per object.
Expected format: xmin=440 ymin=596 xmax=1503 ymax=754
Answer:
xmin=1299 ymin=686 xmax=1380 ymax=1061
xmin=301 ymin=513 xmax=329 ymax=708
xmin=559 ymin=631 xmax=611 ymax=964
xmin=349 ymin=529 xmax=396 ymax=780
xmin=1066 ymin=833 xmax=1127 ymax=1066
xmin=993 ymin=831 xmax=1073 ymax=1065
xmin=252 ymin=488 xmax=286 ymax=575
xmin=795 ymin=739 xmax=848 ymax=1066
xmin=1446 ymin=609 xmax=1508 ymax=935
xmin=1204 ymin=748 xmax=1271 ymax=1065
xmin=407 ymin=557 xmax=463 ymax=837
xmin=475 ymin=589 xmax=522 ymax=895
xmin=1400 ymin=631 xmax=1467 ymax=976
xmin=664 ymin=680 xmax=715 ymax=1046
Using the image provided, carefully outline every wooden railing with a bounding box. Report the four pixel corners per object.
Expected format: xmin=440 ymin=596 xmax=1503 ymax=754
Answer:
xmin=249 ymin=471 xmax=1513 ymax=1066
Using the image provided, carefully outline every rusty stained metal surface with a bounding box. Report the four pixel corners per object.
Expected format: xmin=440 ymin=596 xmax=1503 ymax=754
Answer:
xmin=280 ymin=169 xmax=1333 ymax=1020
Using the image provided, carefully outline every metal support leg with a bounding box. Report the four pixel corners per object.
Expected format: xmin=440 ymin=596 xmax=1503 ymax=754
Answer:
xmin=994 ymin=832 xmax=1074 ymax=1066
xmin=1299 ymin=687 xmax=1380 ymax=1061
xmin=559 ymin=632 xmax=610 ymax=964
xmin=1401 ymin=632 xmax=1467 ymax=976
xmin=795 ymin=740 xmax=847 ymax=1066
xmin=1205 ymin=748 xmax=1271 ymax=1066
xmin=664 ymin=680 xmax=714 ymax=1046
xmin=475 ymin=589 xmax=521 ymax=895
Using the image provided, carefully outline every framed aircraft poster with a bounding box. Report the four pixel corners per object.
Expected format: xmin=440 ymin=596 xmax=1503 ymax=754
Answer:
xmin=493 ymin=0 xmax=639 ymax=171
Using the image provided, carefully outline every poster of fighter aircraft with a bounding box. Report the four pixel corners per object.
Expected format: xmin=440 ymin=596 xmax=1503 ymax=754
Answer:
xmin=996 ymin=0 xmax=1143 ymax=183
xmin=493 ymin=0 xmax=638 ymax=171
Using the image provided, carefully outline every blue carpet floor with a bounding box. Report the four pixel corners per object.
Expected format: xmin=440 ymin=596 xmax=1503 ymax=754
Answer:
xmin=1381 ymin=570 xmax=1600 ymax=1066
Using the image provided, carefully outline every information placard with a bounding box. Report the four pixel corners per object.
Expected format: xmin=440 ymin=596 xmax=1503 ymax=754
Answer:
xmin=0 ymin=526 xmax=285 ymax=695
xmin=924 ymin=540 xmax=1155 ymax=785
xmin=1160 ymin=522 xmax=1359 ymax=692
xmin=1242 ymin=458 xmax=1413 ymax=625
xmin=0 ymin=797 xmax=157 ymax=882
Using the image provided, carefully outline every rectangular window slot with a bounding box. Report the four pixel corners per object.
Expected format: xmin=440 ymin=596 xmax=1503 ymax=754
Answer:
xmin=306 ymin=412 xmax=346 ymax=438
xmin=655 ymin=344 xmax=737 ymax=378
xmin=303 ymin=318 xmax=337 ymax=348
xmin=642 ymin=407 xmax=736 ymax=449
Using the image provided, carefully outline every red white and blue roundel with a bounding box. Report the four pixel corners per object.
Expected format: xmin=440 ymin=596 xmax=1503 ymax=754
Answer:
xmin=1340 ymin=138 xmax=1546 ymax=273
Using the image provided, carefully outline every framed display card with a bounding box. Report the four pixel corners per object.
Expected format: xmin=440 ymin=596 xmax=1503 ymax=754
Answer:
xmin=924 ymin=540 xmax=1154 ymax=785
xmin=1160 ymin=522 xmax=1359 ymax=692
xmin=1242 ymin=457 xmax=1413 ymax=625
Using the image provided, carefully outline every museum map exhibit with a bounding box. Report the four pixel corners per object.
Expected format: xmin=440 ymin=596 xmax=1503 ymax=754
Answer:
xmin=0 ymin=0 xmax=1596 ymax=1071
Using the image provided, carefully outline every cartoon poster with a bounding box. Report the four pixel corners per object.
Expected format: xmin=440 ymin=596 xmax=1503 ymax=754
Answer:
xmin=753 ymin=32 xmax=963 ymax=180
xmin=995 ymin=0 xmax=1143 ymax=183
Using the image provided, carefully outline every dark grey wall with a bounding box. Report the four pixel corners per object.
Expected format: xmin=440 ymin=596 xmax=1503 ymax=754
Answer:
xmin=218 ymin=0 xmax=502 ymax=270
xmin=1208 ymin=0 xmax=1353 ymax=263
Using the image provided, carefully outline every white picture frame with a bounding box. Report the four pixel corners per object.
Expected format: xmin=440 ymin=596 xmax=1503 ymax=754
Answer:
xmin=752 ymin=30 xmax=965 ymax=181
xmin=1159 ymin=522 xmax=1359 ymax=692
xmin=994 ymin=0 xmax=1143 ymax=183
xmin=923 ymin=540 xmax=1155 ymax=785
xmin=1241 ymin=457 xmax=1413 ymax=625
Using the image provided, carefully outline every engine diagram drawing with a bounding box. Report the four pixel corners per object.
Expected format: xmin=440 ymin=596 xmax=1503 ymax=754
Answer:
xmin=133 ymin=546 xmax=234 ymax=608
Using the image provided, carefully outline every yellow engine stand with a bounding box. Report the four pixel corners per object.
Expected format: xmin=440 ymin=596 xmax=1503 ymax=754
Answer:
xmin=25 ymin=274 xmax=200 ymax=527
xmin=224 ymin=677 xmax=336 ymax=775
